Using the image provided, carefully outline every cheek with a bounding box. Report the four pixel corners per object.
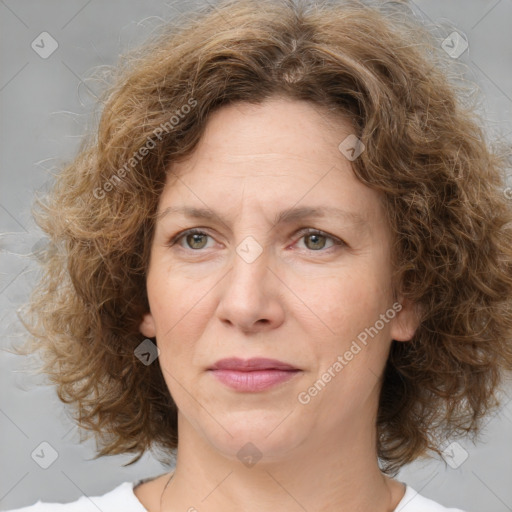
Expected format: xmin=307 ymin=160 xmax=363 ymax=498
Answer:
xmin=146 ymin=268 xmax=214 ymax=371
xmin=147 ymin=258 xmax=212 ymax=331
xmin=294 ymin=266 xmax=392 ymax=344
xmin=294 ymin=266 xmax=395 ymax=405
xmin=301 ymin=276 xmax=395 ymax=419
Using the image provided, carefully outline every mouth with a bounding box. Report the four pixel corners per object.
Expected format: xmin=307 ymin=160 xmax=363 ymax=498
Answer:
xmin=209 ymin=357 xmax=299 ymax=371
xmin=208 ymin=357 xmax=301 ymax=392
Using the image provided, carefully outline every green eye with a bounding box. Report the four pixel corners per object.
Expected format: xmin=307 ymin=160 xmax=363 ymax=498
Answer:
xmin=171 ymin=229 xmax=214 ymax=250
xmin=303 ymin=233 xmax=328 ymax=250
xmin=296 ymin=228 xmax=345 ymax=252
xmin=169 ymin=227 xmax=346 ymax=254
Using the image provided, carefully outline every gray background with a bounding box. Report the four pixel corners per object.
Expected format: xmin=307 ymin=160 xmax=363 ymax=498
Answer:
xmin=1 ymin=0 xmax=511 ymax=510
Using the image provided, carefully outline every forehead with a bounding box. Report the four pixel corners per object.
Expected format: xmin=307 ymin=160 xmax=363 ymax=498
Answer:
xmin=179 ymin=97 xmax=351 ymax=167
xmin=158 ymin=97 xmax=384 ymax=226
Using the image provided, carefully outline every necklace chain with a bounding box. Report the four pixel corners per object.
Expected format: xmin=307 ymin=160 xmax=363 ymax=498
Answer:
xmin=159 ymin=472 xmax=175 ymax=512
xmin=158 ymin=471 xmax=398 ymax=512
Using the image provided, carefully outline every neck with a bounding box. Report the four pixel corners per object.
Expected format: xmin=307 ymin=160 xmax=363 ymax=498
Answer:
xmin=160 ymin=415 xmax=404 ymax=512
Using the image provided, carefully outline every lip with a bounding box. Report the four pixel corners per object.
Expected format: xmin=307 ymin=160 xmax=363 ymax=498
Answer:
xmin=209 ymin=357 xmax=299 ymax=371
xmin=208 ymin=358 xmax=301 ymax=392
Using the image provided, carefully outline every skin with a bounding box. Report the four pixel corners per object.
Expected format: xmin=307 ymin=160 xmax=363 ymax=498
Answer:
xmin=137 ymin=96 xmax=419 ymax=512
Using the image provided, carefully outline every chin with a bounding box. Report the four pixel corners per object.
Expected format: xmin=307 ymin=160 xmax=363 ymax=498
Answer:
xmin=199 ymin=408 xmax=309 ymax=464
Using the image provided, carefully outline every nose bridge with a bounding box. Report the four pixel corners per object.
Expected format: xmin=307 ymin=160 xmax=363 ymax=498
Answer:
xmin=218 ymin=185 xmax=279 ymax=286
xmin=215 ymin=230 xmax=283 ymax=330
xmin=229 ymin=232 xmax=269 ymax=294
xmin=235 ymin=233 xmax=266 ymax=266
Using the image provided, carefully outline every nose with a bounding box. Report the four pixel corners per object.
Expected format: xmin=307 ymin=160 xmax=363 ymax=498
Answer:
xmin=215 ymin=240 xmax=285 ymax=334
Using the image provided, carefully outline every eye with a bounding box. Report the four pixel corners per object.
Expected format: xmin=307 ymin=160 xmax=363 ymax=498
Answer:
xmin=294 ymin=228 xmax=345 ymax=252
xmin=168 ymin=227 xmax=346 ymax=253
xmin=170 ymin=228 xmax=215 ymax=250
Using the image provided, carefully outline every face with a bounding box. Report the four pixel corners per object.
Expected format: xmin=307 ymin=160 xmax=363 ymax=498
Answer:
xmin=140 ymin=96 xmax=418 ymax=462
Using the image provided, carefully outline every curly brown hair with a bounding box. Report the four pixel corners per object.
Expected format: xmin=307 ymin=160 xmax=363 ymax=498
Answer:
xmin=14 ymin=0 xmax=512 ymax=475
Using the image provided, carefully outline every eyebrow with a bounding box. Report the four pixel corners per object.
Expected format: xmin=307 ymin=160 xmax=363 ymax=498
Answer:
xmin=156 ymin=205 xmax=367 ymax=229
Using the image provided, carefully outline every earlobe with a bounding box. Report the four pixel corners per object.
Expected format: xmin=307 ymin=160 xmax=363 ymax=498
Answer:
xmin=139 ymin=312 xmax=157 ymax=338
xmin=390 ymin=298 xmax=422 ymax=342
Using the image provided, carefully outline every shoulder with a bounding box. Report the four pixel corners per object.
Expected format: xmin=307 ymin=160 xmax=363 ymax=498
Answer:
xmin=3 ymin=481 xmax=147 ymax=512
xmin=395 ymin=485 xmax=467 ymax=512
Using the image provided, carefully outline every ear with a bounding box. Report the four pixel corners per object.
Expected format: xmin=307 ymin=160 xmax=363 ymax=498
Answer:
xmin=139 ymin=312 xmax=157 ymax=338
xmin=390 ymin=298 xmax=422 ymax=342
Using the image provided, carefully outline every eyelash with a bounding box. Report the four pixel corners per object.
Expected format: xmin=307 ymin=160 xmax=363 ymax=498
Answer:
xmin=167 ymin=227 xmax=346 ymax=254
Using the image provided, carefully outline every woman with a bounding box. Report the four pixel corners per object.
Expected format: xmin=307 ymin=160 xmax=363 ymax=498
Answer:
xmin=10 ymin=0 xmax=512 ymax=511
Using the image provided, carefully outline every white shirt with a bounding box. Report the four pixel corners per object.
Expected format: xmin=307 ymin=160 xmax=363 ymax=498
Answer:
xmin=4 ymin=480 xmax=467 ymax=511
